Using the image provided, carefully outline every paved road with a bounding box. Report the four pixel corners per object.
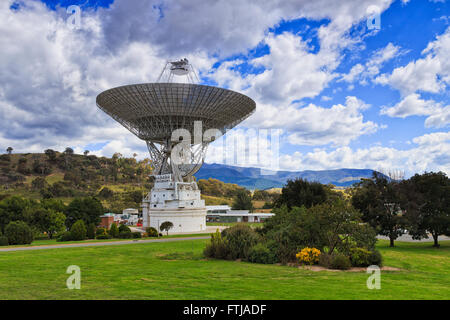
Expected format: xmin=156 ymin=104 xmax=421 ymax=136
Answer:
xmin=0 ymin=236 xmax=210 ymax=252
xmin=377 ymin=234 xmax=450 ymax=242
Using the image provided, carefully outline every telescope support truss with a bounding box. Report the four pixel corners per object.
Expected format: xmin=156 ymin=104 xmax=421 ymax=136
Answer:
xmin=146 ymin=140 xmax=208 ymax=183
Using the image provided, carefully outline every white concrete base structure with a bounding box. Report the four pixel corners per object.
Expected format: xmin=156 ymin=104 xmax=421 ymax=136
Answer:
xmin=147 ymin=208 xmax=206 ymax=233
xmin=142 ymin=174 xmax=206 ymax=233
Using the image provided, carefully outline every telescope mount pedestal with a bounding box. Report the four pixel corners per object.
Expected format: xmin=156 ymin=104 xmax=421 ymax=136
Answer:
xmin=141 ymin=174 xmax=206 ymax=233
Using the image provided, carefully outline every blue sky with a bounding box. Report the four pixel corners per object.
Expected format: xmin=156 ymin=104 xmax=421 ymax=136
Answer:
xmin=0 ymin=0 xmax=449 ymax=176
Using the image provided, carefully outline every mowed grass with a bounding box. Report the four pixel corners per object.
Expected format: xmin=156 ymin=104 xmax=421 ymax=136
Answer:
xmin=207 ymin=222 xmax=263 ymax=228
xmin=0 ymin=234 xmax=211 ymax=248
xmin=0 ymin=239 xmax=448 ymax=300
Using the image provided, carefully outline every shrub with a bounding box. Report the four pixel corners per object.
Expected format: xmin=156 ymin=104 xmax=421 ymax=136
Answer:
xmin=70 ymin=220 xmax=87 ymax=241
xmin=350 ymin=224 xmax=378 ymax=251
xmin=86 ymin=223 xmax=96 ymax=239
xmin=96 ymin=227 xmax=107 ymax=237
xmin=109 ymin=223 xmax=119 ymax=238
xmin=57 ymin=231 xmax=73 ymax=242
xmin=132 ymin=232 xmax=142 ymax=239
xmin=98 ymin=187 xmax=114 ymax=199
xmin=160 ymin=221 xmax=174 ymax=235
xmin=0 ymin=235 xmax=9 ymax=246
xmin=248 ymin=243 xmax=277 ymax=264
xmin=146 ymin=227 xmax=158 ymax=237
xmin=158 ymin=233 xmax=163 ymax=237
xmin=330 ymin=253 xmax=351 ymax=270
xmin=119 ymin=231 xmax=133 ymax=239
xmin=5 ymin=221 xmax=34 ymax=245
xmin=221 ymin=224 xmax=260 ymax=260
xmin=204 ymin=229 xmax=230 ymax=259
xmin=368 ymin=250 xmax=383 ymax=267
xmin=318 ymin=253 xmax=333 ymax=268
xmin=296 ymin=247 xmax=321 ymax=265
xmin=349 ymin=247 xmax=372 ymax=267
xmin=96 ymin=234 xmax=111 ymax=240
xmin=118 ymin=224 xmax=131 ymax=233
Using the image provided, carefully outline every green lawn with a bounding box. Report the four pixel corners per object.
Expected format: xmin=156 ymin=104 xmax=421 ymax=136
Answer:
xmin=0 ymin=239 xmax=448 ymax=299
xmin=0 ymin=233 xmax=211 ymax=248
xmin=207 ymin=222 xmax=263 ymax=228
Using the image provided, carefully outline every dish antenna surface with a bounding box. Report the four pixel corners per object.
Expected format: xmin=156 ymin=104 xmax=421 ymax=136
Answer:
xmin=96 ymin=59 xmax=256 ymax=232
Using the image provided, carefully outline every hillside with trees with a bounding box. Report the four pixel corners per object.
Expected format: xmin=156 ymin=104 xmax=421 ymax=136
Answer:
xmin=0 ymin=150 xmax=153 ymax=213
xmin=0 ymin=150 xmax=279 ymax=211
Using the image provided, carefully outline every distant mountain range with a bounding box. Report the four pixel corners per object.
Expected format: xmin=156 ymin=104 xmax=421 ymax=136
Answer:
xmin=195 ymin=163 xmax=378 ymax=189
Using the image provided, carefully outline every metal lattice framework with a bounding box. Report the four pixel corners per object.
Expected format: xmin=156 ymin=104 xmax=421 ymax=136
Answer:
xmin=96 ymin=83 xmax=256 ymax=180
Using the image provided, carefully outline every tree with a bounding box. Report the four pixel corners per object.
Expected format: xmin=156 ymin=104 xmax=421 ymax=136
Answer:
xmin=30 ymin=207 xmax=66 ymax=239
xmin=32 ymin=159 xmax=52 ymax=175
xmin=6 ymin=147 xmax=13 ymax=154
xmin=126 ymin=190 xmax=143 ymax=204
xmin=0 ymin=196 xmax=35 ymax=232
xmin=109 ymin=223 xmax=119 ymax=238
xmin=352 ymin=172 xmax=405 ymax=247
xmin=98 ymin=187 xmax=114 ymax=199
xmin=65 ymin=197 xmax=104 ymax=228
xmin=306 ymin=200 xmax=365 ymax=255
xmin=83 ymin=150 xmax=90 ymax=156
xmin=160 ymin=221 xmax=174 ymax=235
xmin=63 ymin=147 xmax=74 ymax=169
xmin=17 ymin=157 xmax=29 ymax=175
xmin=274 ymin=178 xmax=328 ymax=209
xmin=86 ymin=223 xmax=96 ymax=239
xmin=70 ymin=220 xmax=87 ymax=241
xmin=44 ymin=149 xmax=57 ymax=162
xmin=252 ymin=190 xmax=278 ymax=202
xmin=118 ymin=224 xmax=131 ymax=233
xmin=41 ymin=198 xmax=67 ymax=213
xmin=402 ymin=172 xmax=450 ymax=247
xmin=260 ymin=199 xmax=375 ymax=263
xmin=31 ymin=177 xmax=48 ymax=190
xmin=232 ymin=190 xmax=254 ymax=212
xmin=46 ymin=211 xmax=66 ymax=239
xmin=5 ymin=221 xmax=33 ymax=245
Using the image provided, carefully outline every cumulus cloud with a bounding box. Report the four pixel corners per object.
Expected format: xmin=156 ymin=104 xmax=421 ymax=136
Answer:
xmin=380 ymin=94 xmax=449 ymax=128
xmin=100 ymin=0 xmax=394 ymax=57
xmin=340 ymin=42 xmax=403 ymax=85
xmin=283 ymin=96 xmax=379 ymax=146
xmin=375 ymin=26 xmax=450 ymax=95
xmin=5 ymin=0 xmax=447 ymax=178
xmin=380 ymin=93 xmax=438 ymax=118
xmin=424 ymin=107 xmax=450 ymax=128
xmin=0 ymin=0 xmax=393 ymax=158
xmin=280 ymin=131 xmax=450 ymax=176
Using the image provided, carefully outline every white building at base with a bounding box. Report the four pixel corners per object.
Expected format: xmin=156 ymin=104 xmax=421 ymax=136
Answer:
xmin=142 ymin=174 xmax=206 ymax=233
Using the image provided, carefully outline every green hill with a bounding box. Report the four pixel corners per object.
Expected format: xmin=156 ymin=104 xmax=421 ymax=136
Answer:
xmin=0 ymin=152 xmax=244 ymax=210
xmin=0 ymin=151 xmax=153 ymax=212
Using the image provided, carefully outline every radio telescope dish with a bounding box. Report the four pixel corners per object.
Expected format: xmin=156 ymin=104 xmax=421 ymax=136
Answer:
xmin=96 ymin=59 xmax=255 ymax=182
xmin=95 ymin=59 xmax=256 ymax=233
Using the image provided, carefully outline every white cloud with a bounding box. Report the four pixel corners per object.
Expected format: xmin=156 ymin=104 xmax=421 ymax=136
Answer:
xmin=245 ymin=32 xmax=339 ymax=104
xmin=245 ymin=96 xmax=379 ymax=146
xmin=375 ymin=26 xmax=450 ymax=95
xmin=279 ymin=131 xmax=450 ymax=176
xmin=341 ymin=64 xmax=365 ymax=83
xmin=6 ymin=0 xmax=448 ymax=179
xmin=99 ymin=0 xmax=394 ymax=57
xmin=380 ymin=93 xmax=450 ymax=128
xmin=340 ymin=42 xmax=403 ymax=85
xmin=380 ymin=93 xmax=438 ymax=118
xmin=0 ymin=0 xmax=393 ymax=147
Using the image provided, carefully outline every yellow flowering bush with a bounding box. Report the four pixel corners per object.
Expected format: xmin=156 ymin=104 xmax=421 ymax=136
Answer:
xmin=296 ymin=247 xmax=321 ymax=265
